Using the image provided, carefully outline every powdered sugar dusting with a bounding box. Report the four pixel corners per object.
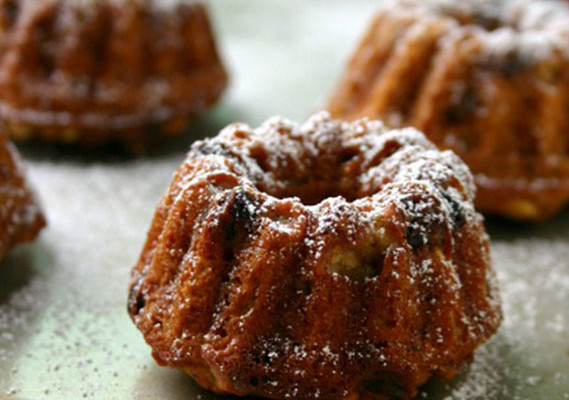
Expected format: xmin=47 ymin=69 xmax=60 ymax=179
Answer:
xmin=0 ymin=0 xmax=568 ymax=397
xmin=384 ymin=0 xmax=569 ymax=64
xmin=0 ymin=158 xmax=181 ymax=399
xmin=416 ymin=230 xmax=569 ymax=400
xmin=139 ymin=111 xmax=502 ymax=399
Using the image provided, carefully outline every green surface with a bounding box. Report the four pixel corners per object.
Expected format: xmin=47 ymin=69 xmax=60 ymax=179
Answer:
xmin=0 ymin=1 xmax=568 ymax=399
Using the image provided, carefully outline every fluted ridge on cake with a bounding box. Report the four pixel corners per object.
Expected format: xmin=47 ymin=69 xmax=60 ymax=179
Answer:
xmin=0 ymin=132 xmax=45 ymax=258
xmin=328 ymin=0 xmax=569 ymax=221
xmin=0 ymin=0 xmax=228 ymax=146
xmin=128 ymin=112 xmax=501 ymax=400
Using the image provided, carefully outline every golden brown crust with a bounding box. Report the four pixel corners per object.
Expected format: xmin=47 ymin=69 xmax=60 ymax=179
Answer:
xmin=0 ymin=0 xmax=228 ymax=147
xmin=0 ymin=133 xmax=45 ymax=259
xmin=128 ymin=113 xmax=501 ymax=400
xmin=328 ymin=0 xmax=569 ymax=221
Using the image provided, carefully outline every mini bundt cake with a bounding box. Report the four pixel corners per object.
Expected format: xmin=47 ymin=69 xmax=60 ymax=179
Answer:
xmin=0 ymin=132 xmax=45 ymax=259
xmin=0 ymin=0 xmax=228 ymax=147
xmin=128 ymin=112 xmax=502 ymax=400
xmin=328 ymin=0 xmax=569 ymax=221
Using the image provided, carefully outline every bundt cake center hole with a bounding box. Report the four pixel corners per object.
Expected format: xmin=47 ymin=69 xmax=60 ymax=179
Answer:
xmin=261 ymin=181 xmax=359 ymax=206
xmin=252 ymin=154 xmax=364 ymax=206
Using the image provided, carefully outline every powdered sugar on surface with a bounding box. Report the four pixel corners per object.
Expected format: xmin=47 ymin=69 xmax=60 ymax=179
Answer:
xmin=0 ymin=158 xmax=184 ymax=399
xmin=1 ymin=156 xmax=567 ymax=400
xmin=426 ymin=230 xmax=569 ymax=400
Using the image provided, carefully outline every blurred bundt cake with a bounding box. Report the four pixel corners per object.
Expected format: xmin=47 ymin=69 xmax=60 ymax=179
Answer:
xmin=328 ymin=0 xmax=569 ymax=221
xmin=128 ymin=112 xmax=502 ymax=400
xmin=0 ymin=133 xmax=45 ymax=259
xmin=0 ymin=0 xmax=228 ymax=147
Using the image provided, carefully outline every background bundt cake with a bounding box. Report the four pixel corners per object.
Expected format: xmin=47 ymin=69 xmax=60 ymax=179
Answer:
xmin=128 ymin=113 xmax=502 ymax=400
xmin=0 ymin=0 xmax=228 ymax=147
xmin=0 ymin=132 xmax=45 ymax=259
xmin=328 ymin=0 xmax=569 ymax=221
